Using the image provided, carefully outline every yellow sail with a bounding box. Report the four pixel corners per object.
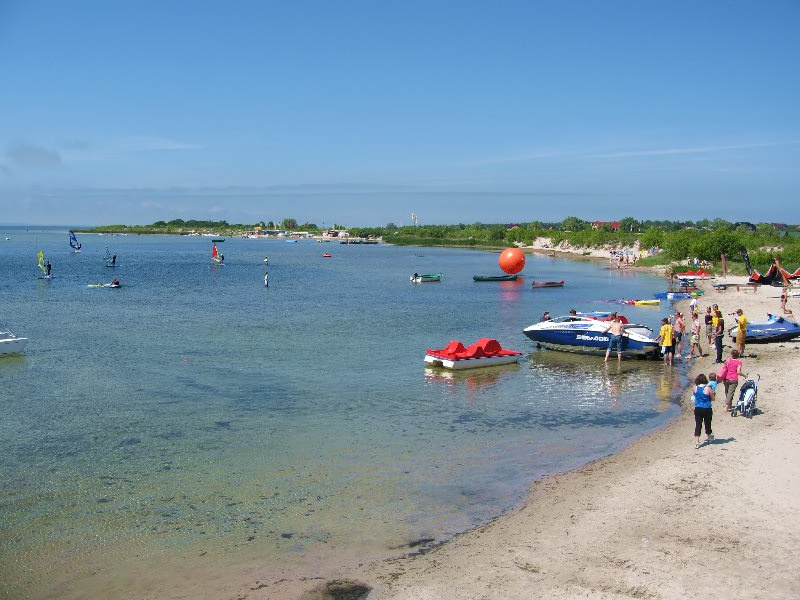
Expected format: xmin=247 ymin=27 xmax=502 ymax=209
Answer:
xmin=37 ymin=250 xmax=47 ymax=275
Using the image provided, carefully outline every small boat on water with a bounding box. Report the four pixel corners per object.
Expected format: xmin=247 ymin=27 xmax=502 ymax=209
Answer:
xmin=411 ymin=273 xmax=442 ymax=283
xmin=424 ymin=338 xmax=522 ymax=370
xmin=531 ymin=280 xmax=564 ymax=288
xmin=523 ymin=315 xmax=658 ymax=357
xmin=0 ymin=326 xmax=28 ymax=356
xmin=87 ymin=280 xmax=121 ymax=289
xmin=623 ymin=299 xmax=660 ymax=306
xmin=322 ymin=253 xmax=332 ymax=258
xmin=473 ymin=274 xmax=518 ymax=282
xmin=729 ymin=314 xmax=800 ymax=344
xmin=654 ymin=290 xmax=703 ymax=300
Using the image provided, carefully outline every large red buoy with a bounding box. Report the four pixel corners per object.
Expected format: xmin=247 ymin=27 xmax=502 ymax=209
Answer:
xmin=498 ymin=247 xmax=525 ymax=274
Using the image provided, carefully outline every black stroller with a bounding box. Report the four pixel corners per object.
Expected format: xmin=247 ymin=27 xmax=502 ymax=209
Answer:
xmin=731 ymin=374 xmax=759 ymax=418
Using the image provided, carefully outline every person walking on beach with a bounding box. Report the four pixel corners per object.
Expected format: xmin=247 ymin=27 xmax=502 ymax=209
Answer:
xmin=603 ymin=316 xmax=625 ymax=362
xmin=692 ymin=373 xmax=715 ymax=449
xmin=734 ymin=308 xmax=748 ymax=356
xmin=704 ymin=306 xmax=714 ymax=347
xmin=721 ymin=349 xmax=747 ymax=411
xmin=656 ymin=317 xmax=674 ymax=366
xmin=713 ymin=310 xmax=726 ymax=363
xmin=673 ymin=311 xmax=685 ymax=358
xmin=689 ymin=312 xmax=703 ymax=359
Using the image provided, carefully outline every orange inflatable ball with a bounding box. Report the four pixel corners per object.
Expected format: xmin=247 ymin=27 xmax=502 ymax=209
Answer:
xmin=498 ymin=247 xmax=525 ymax=274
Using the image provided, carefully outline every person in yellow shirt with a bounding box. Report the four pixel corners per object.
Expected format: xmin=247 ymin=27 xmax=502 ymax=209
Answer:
xmin=735 ymin=308 xmax=748 ymax=356
xmin=657 ymin=317 xmax=674 ymax=366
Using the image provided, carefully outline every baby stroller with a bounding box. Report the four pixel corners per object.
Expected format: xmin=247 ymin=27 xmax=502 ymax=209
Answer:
xmin=731 ymin=374 xmax=760 ymax=418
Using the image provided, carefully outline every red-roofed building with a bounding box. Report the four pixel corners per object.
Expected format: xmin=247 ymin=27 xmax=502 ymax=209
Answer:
xmin=592 ymin=221 xmax=620 ymax=231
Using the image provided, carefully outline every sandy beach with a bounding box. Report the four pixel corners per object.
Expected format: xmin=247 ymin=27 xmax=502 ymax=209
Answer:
xmin=243 ymin=276 xmax=800 ymax=599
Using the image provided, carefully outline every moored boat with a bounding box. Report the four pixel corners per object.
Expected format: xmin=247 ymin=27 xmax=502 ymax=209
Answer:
xmin=654 ymin=290 xmax=703 ymax=300
xmin=424 ymin=338 xmax=522 ymax=370
xmin=729 ymin=314 xmax=800 ymax=344
xmin=531 ymin=280 xmax=564 ymax=288
xmin=473 ymin=274 xmax=518 ymax=282
xmin=523 ymin=315 xmax=658 ymax=357
xmin=411 ymin=273 xmax=442 ymax=283
xmin=0 ymin=326 xmax=28 ymax=356
xmin=675 ymin=269 xmax=713 ymax=280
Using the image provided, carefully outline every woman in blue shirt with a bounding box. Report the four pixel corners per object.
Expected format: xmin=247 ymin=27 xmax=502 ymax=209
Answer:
xmin=692 ymin=373 xmax=715 ymax=449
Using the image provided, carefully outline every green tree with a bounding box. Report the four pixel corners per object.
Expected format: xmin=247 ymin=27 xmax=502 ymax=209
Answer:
xmin=281 ymin=218 xmax=297 ymax=230
xmin=560 ymin=216 xmax=586 ymax=231
xmin=619 ymin=217 xmax=639 ymax=233
xmin=640 ymin=226 xmax=665 ymax=250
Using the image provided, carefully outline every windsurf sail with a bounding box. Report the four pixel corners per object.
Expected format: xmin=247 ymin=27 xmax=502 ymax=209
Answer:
xmin=104 ymin=247 xmax=116 ymax=266
xmin=37 ymin=250 xmax=47 ymax=276
xmin=212 ymin=243 xmax=221 ymax=264
xmin=69 ymin=230 xmax=81 ymax=250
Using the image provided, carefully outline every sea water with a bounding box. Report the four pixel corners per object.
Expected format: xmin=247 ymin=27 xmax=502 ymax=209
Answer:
xmin=0 ymin=228 xmax=686 ymax=598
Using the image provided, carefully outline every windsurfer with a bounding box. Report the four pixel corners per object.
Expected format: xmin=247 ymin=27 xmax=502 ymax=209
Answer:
xmin=46 ymin=261 xmax=52 ymax=276
xmin=111 ymin=254 xmax=116 ymax=266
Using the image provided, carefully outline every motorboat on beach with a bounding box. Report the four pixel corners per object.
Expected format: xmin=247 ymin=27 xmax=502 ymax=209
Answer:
xmin=0 ymin=326 xmax=28 ymax=356
xmin=523 ymin=315 xmax=659 ymax=357
xmin=424 ymin=338 xmax=522 ymax=370
xmin=675 ymin=269 xmax=713 ymax=280
xmin=729 ymin=314 xmax=800 ymax=344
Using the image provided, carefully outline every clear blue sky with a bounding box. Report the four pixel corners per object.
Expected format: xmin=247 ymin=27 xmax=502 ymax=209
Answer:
xmin=1 ymin=1 xmax=798 ymax=227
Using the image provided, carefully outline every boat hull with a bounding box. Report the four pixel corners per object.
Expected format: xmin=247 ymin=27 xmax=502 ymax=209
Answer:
xmin=473 ymin=274 xmax=518 ymax=281
xmin=0 ymin=336 xmax=28 ymax=355
xmin=531 ymin=280 xmax=564 ymax=288
xmin=424 ymin=353 xmax=521 ymax=370
xmin=411 ymin=274 xmax=442 ymax=283
xmin=523 ymin=321 xmax=659 ymax=357
xmin=729 ymin=318 xmax=800 ymax=344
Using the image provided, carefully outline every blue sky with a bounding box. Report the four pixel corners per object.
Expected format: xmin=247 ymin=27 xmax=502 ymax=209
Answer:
xmin=1 ymin=1 xmax=798 ymax=227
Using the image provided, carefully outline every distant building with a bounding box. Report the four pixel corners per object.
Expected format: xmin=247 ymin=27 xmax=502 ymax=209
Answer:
xmin=591 ymin=221 xmax=620 ymax=231
xmin=734 ymin=222 xmax=757 ymax=232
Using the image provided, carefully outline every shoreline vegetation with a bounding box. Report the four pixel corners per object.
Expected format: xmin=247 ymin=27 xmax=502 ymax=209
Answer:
xmin=76 ymin=216 xmax=800 ymax=278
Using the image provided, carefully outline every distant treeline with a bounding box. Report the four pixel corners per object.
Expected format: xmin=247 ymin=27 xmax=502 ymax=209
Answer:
xmin=347 ymin=217 xmax=800 ymax=273
xmin=79 ymin=216 xmax=800 ymax=273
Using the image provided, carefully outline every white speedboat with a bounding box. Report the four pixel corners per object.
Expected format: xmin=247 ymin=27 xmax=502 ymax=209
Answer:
xmin=523 ymin=315 xmax=658 ymax=357
xmin=0 ymin=327 xmax=28 ymax=355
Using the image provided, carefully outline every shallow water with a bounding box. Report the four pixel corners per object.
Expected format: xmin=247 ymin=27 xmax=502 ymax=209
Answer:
xmin=0 ymin=228 xmax=686 ymax=598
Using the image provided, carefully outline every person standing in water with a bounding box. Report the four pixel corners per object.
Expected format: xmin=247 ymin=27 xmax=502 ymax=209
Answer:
xmin=603 ymin=316 xmax=625 ymax=362
xmin=264 ymin=271 xmax=269 ymax=287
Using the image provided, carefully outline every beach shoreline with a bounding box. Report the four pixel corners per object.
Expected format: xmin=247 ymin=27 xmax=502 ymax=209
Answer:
xmin=239 ymin=277 xmax=800 ymax=599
